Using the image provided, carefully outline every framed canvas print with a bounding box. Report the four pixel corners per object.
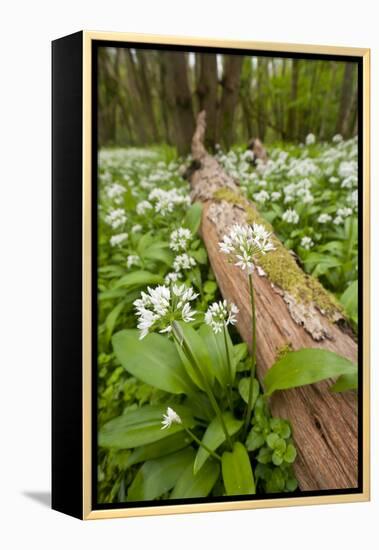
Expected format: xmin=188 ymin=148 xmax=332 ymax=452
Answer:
xmin=52 ymin=31 xmax=370 ymax=520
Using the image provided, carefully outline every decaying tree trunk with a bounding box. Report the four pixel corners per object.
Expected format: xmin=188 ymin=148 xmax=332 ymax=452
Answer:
xmin=190 ymin=111 xmax=358 ymax=491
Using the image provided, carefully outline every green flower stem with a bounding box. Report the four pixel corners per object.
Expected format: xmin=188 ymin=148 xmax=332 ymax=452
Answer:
xmin=184 ymin=427 xmax=221 ymax=461
xmin=172 ymin=325 xmax=233 ymax=450
xmin=223 ymin=324 xmax=234 ymax=415
xmin=243 ymin=273 xmax=257 ymax=436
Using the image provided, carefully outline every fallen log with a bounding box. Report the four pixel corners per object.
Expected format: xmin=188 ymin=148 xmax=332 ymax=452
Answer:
xmin=189 ymin=111 xmax=358 ymax=491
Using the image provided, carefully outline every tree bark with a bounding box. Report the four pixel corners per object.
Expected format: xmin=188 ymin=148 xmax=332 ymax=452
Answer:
xmin=336 ymin=63 xmax=355 ymax=137
xmin=217 ymin=55 xmax=244 ymax=148
xmin=196 ymin=53 xmax=218 ymax=149
xmin=162 ymin=52 xmax=195 ymax=155
xmin=189 ymin=111 xmax=358 ymax=491
xmin=135 ymin=50 xmax=159 ymax=142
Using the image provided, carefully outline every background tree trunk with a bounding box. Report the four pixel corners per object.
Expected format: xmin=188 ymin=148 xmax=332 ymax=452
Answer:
xmin=287 ymin=59 xmax=299 ymax=140
xmin=336 ymin=63 xmax=355 ymax=137
xmin=162 ymin=52 xmax=195 ymax=155
xmin=196 ymin=53 xmax=219 ymax=149
xmin=217 ymin=55 xmax=244 ymax=148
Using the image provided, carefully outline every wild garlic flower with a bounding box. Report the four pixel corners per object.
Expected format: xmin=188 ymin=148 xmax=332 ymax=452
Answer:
xmin=271 ymin=191 xmax=281 ymax=202
xmin=283 ymin=209 xmax=299 ymax=224
xmin=148 ymin=188 xmax=190 ymax=216
xmin=164 ymin=271 xmax=182 ymax=284
xmin=349 ymin=190 xmax=358 ymax=209
xmin=333 ymin=134 xmax=343 ymax=143
xmin=105 ymin=183 xmax=125 ymax=204
xmin=131 ymin=224 xmax=142 ymax=233
xmin=173 ymin=253 xmax=196 ymax=273
xmin=161 ymin=407 xmax=182 ymax=430
xmin=110 ymin=232 xmax=128 ymax=247
xmin=253 ymin=190 xmax=270 ymax=204
xmin=136 ymin=200 xmax=153 ymax=215
xmin=169 ymin=227 xmax=192 ymax=252
xmin=205 ymin=300 xmax=239 ymax=334
xmin=300 ymin=236 xmax=314 ymax=250
xmin=305 ymin=133 xmax=316 ymax=145
xmin=219 ymin=223 xmax=275 ymax=275
xmin=133 ymin=284 xmax=198 ymax=339
xmin=317 ymin=213 xmax=332 ymax=224
xmin=127 ymin=255 xmax=140 ymax=269
xmin=105 ymin=208 xmax=127 ymax=229
xmin=337 ymin=207 xmax=352 ymax=218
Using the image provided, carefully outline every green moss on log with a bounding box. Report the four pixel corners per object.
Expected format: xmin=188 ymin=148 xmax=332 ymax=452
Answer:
xmin=213 ymin=187 xmax=343 ymax=320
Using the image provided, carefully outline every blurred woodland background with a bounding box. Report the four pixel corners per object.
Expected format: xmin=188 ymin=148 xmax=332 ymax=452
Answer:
xmin=98 ymin=47 xmax=358 ymax=154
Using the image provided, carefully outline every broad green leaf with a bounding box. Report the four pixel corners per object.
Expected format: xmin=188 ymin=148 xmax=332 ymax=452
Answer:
xmin=170 ymin=459 xmax=220 ymax=499
xmin=137 ymin=232 xmax=154 ymax=255
xmin=194 ymin=412 xmax=243 ymax=474
xmin=173 ymin=321 xmax=214 ymax=391
xmin=199 ymin=324 xmax=235 ymax=389
xmin=264 ymin=348 xmax=357 ymax=396
xmin=99 ymin=404 xmax=195 ymax=449
xmin=183 ymin=202 xmax=203 ymax=234
xmin=330 ymin=371 xmax=358 ymax=392
xmin=234 ymin=343 xmax=249 ymax=364
xmin=127 ymin=448 xmax=195 ymax=501
xmin=142 ymin=242 xmax=174 ymax=266
xmin=221 ymin=442 xmax=256 ymax=496
xmin=246 ymin=429 xmax=265 ymax=451
xmin=125 ymin=431 xmax=191 ymax=468
xmin=340 ymin=280 xmax=358 ymax=324
xmin=191 ymin=247 xmax=208 ymax=265
xmin=113 ymin=270 xmax=163 ymax=290
xmin=238 ymin=378 xmax=260 ymax=407
xmin=99 ymin=288 xmax=128 ymax=301
xmin=105 ymin=300 xmax=125 ymax=343
xmin=113 ymin=329 xmax=195 ymax=394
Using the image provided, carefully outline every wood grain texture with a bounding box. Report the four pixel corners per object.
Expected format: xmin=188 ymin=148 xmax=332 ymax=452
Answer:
xmin=189 ymin=112 xmax=358 ymax=491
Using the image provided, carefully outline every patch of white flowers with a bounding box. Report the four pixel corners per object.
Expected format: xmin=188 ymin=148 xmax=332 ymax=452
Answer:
xmin=219 ymin=223 xmax=275 ymax=275
xmin=205 ymin=300 xmax=239 ymax=334
xmin=126 ymin=255 xmax=140 ymax=269
xmin=305 ymin=133 xmax=316 ymax=145
xmin=110 ymin=232 xmax=128 ymax=247
xmin=105 ymin=182 xmax=125 ymax=204
xmin=169 ymin=227 xmax=192 ymax=252
xmin=300 ymin=236 xmax=314 ymax=250
xmin=173 ymin=253 xmax=196 ymax=273
xmin=136 ymin=200 xmax=153 ymax=215
xmin=105 ymin=208 xmax=127 ymax=229
xmin=283 ymin=209 xmax=299 ymax=224
xmin=134 ymin=284 xmax=198 ymax=339
xmin=317 ymin=213 xmax=332 ymax=224
xmin=161 ymin=407 xmax=182 ymax=430
xmin=148 ymin=188 xmax=190 ymax=216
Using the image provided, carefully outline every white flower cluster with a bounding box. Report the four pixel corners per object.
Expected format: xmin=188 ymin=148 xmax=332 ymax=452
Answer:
xmin=205 ymin=300 xmax=239 ymax=334
xmin=317 ymin=213 xmax=332 ymax=224
xmin=136 ymin=200 xmax=153 ymax=215
xmin=148 ymin=188 xmax=190 ymax=216
xmin=110 ymin=232 xmax=128 ymax=247
xmin=305 ymin=133 xmax=316 ymax=145
xmin=105 ymin=183 xmax=125 ymax=204
xmin=283 ymin=179 xmax=313 ymax=204
xmin=300 ymin=236 xmax=314 ymax=250
xmin=161 ymin=407 xmax=182 ymax=430
xmin=283 ymin=209 xmax=299 ymax=224
xmin=219 ymin=223 xmax=275 ymax=275
xmin=173 ymin=253 xmax=196 ymax=273
xmin=253 ymin=190 xmax=270 ymax=204
xmin=134 ymin=284 xmax=198 ymax=339
xmin=104 ymin=208 xmax=127 ymax=229
xmin=127 ymin=255 xmax=140 ymax=269
xmin=169 ymin=227 xmax=192 ymax=252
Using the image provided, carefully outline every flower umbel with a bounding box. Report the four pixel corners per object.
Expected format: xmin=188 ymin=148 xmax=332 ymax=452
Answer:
xmin=169 ymin=227 xmax=192 ymax=252
xmin=161 ymin=407 xmax=182 ymax=430
xmin=219 ymin=223 xmax=275 ymax=274
xmin=133 ymin=283 xmax=198 ymax=339
xmin=205 ymin=300 xmax=239 ymax=334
